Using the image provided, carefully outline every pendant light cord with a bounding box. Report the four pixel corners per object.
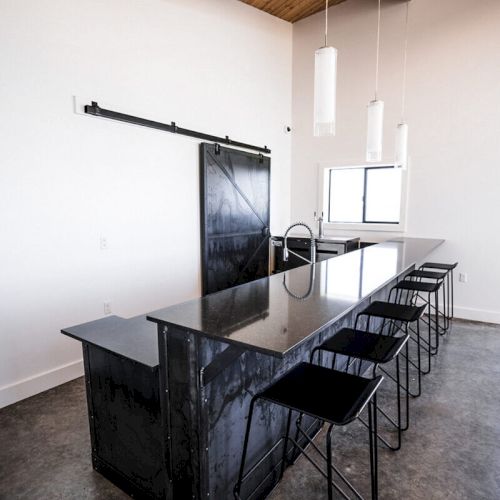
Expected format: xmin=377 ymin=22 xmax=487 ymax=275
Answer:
xmin=400 ymin=0 xmax=410 ymax=121
xmin=324 ymin=0 xmax=328 ymax=46
xmin=374 ymin=0 xmax=381 ymax=101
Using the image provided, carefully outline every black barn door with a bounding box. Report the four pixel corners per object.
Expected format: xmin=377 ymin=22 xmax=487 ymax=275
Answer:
xmin=200 ymin=143 xmax=270 ymax=295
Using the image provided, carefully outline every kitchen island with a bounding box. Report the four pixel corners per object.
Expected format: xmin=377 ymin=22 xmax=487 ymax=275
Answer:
xmin=62 ymin=237 xmax=443 ymax=500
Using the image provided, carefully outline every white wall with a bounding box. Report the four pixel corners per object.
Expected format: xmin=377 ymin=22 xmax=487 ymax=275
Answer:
xmin=0 ymin=0 xmax=292 ymax=407
xmin=291 ymin=0 xmax=500 ymax=323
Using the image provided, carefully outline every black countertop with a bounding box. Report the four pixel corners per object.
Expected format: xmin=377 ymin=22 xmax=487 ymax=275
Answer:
xmin=148 ymin=237 xmax=443 ymax=357
xmin=62 ymin=314 xmax=159 ymax=368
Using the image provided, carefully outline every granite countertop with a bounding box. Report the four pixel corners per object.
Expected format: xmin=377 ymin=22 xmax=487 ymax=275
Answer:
xmin=62 ymin=314 xmax=159 ymax=368
xmin=148 ymin=237 xmax=444 ymax=357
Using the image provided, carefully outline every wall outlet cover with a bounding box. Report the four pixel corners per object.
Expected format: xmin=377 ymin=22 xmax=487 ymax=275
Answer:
xmin=100 ymin=237 xmax=108 ymax=250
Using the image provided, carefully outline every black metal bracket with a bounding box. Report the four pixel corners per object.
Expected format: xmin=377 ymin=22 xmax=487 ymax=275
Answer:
xmin=201 ymin=345 xmax=245 ymax=386
xmin=84 ymin=101 xmax=271 ymax=155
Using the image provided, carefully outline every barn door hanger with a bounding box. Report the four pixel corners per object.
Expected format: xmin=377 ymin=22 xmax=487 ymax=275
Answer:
xmin=84 ymin=101 xmax=271 ymax=155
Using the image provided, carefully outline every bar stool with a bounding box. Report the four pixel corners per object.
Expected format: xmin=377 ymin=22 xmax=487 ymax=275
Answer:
xmin=355 ymin=301 xmax=426 ymax=402
xmin=419 ymin=262 xmax=458 ymax=328
xmin=234 ymin=362 xmax=383 ymax=500
xmin=389 ymin=280 xmax=443 ymax=371
xmin=309 ymin=328 xmax=408 ymax=451
xmin=406 ymin=269 xmax=449 ymax=332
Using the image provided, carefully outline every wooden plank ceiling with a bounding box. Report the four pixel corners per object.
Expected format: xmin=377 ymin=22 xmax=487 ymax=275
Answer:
xmin=240 ymin=0 xmax=347 ymax=24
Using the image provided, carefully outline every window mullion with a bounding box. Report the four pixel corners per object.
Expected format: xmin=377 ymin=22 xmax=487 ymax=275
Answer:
xmin=328 ymin=168 xmax=332 ymax=222
xmin=362 ymin=167 xmax=368 ymax=223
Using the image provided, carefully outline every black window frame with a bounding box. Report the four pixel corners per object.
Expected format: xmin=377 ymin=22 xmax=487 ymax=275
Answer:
xmin=327 ymin=165 xmax=400 ymax=225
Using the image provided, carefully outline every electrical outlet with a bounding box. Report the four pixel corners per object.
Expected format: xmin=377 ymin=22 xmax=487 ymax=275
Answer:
xmin=103 ymin=302 xmax=112 ymax=315
xmin=459 ymin=273 xmax=468 ymax=283
xmin=100 ymin=236 xmax=108 ymax=250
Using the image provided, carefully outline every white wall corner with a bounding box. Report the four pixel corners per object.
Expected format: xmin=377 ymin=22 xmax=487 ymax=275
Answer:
xmin=0 ymin=359 xmax=84 ymax=409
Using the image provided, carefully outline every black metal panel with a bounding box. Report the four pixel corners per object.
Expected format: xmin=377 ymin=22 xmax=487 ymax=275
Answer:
xmin=85 ymin=345 xmax=165 ymax=499
xmin=200 ymin=143 xmax=270 ymax=295
xmin=160 ymin=326 xmax=205 ymax=499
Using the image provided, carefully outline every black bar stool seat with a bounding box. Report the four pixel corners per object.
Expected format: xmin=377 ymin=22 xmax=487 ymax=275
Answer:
xmin=260 ymin=362 xmax=382 ymax=426
xmin=317 ymin=328 xmax=408 ymax=365
xmin=420 ymin=261 xmax=458 ymax=328
xmin=234 ymin=362 xmax=382 ymax=500
xmin=393 ymin=278 xmax=444 ymax=358
xmin=394 ymin=280 xmax=441 ymax=293
xmin=361 ymin=301 xmax=426 ymax=323
xmin=407 ymin=269 xmax=447 ymax=280
xmin=310 ymin=323 xmax=410 ymax=451
xmin=421 ymin=261 xmax=458 ymax=271
xmin=356 ymin=300 xmax=426 ymax=401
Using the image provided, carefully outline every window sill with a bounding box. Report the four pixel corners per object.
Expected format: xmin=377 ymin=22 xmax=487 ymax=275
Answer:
xmin=325 ymin=222 xmax=406 ymax=233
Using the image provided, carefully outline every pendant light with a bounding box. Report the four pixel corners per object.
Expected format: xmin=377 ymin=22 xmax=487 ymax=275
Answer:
xmin=314 ymin=0 xmax=337 ymax=137
xmin=366 ymin=0 xmax=384 ymax=162
xmin=395 ymin=0 xmax=410 ymax=169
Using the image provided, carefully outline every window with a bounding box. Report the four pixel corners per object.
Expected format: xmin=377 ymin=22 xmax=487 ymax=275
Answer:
xmin=326 ymin=166 xmax=403 ymax=225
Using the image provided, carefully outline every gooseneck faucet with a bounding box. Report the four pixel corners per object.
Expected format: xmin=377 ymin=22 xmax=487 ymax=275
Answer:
xmin=314 ymin=211 xmax=324 ymax=239
xmin=283 ymin=222 xmax=316 ymax=264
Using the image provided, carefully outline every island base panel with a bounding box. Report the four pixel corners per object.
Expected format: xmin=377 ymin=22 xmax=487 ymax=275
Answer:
xmin=82 ymin=344 xmax=166 ymax=499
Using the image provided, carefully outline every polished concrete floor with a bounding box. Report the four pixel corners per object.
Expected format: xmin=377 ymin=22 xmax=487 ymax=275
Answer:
xmin=1 ymin=320 xmax=499 ymax=499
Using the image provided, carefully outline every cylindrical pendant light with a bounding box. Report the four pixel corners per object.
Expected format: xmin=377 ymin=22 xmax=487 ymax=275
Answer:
xmin=395 ymin=0 xmax=410 ymax=169
xmin=366 ymin=0 xmax=384 ymax=162
xmin=367 ymin=100 xmax=384 ymax=162
xmin=314 ymin=0 xmax=337 ymax=137
xmin=394 ymin=122 xmax=408 ymax=168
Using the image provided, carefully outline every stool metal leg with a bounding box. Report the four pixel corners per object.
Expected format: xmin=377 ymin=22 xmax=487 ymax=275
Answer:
xmin=403 ymin=340 xmax=410 ymax=430
xmin=326 ymin=423 xmax=334 ymax=500
xmin=451 ymin=270 xmax=455 ymax=319
xmin=435 ymin=291 xmax=440 ymax=349
xmin=294 ymin=418 xmax=371 ymax=499
xmin=279 ymin=409 xmax=293 ymax=480
xmin=407 ymin=321 xmax=422 ymax=396
xmin=359 ymin=360 xmax=402 ymax=452
xmin=290 ymin=413 xmax=303 ymax=466
xmin=234 ymin=396 xmax=258 ymax=499
xmin=368 ymin=394 xmax=379 ymax=500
